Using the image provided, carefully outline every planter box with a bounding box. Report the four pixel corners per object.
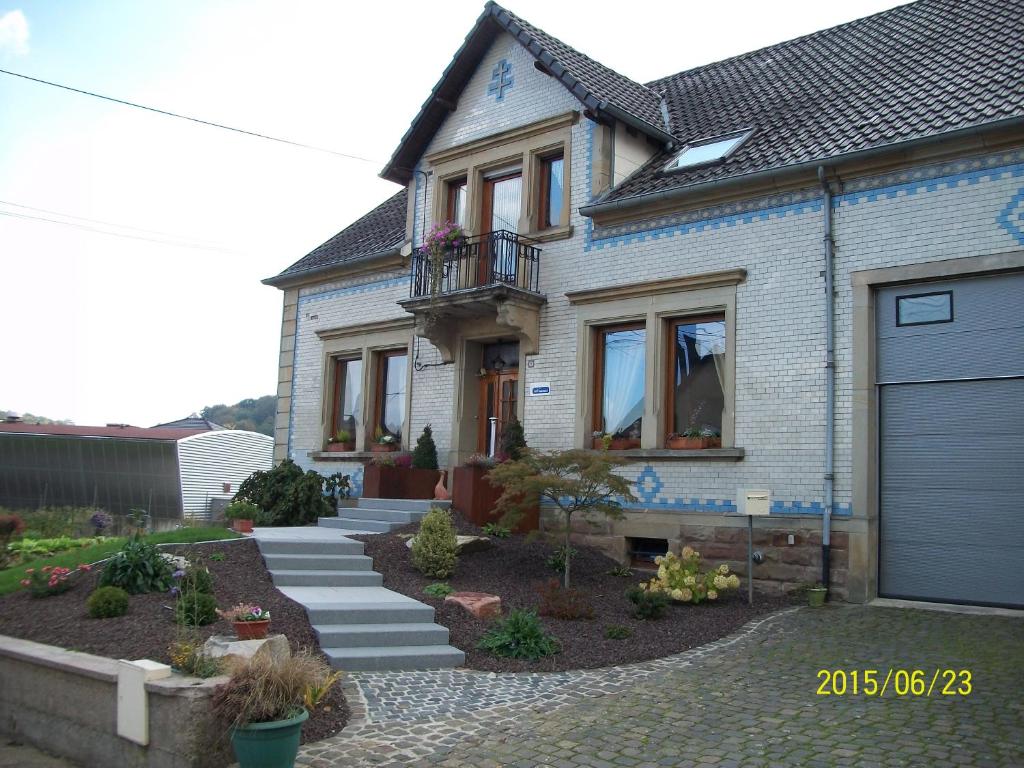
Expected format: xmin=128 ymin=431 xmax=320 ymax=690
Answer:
xmin=326 ymin=442 xmax=355 ymax=453
xmin=371 ymin=443 xmax=399 ymax=453
xmin=451 ymin=465 xmax=538 ymax=533
xmin=592 ymin=437 xmax=641 ymax=450
xmin=362 ymin=466 xmax=439 ymax=500
xmin=666 ymin=436 xmax=722 ymax=450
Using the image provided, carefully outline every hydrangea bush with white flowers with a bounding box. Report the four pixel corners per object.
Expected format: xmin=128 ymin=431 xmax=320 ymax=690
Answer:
xmin=639 ymin=547 xmax=741 ymax=604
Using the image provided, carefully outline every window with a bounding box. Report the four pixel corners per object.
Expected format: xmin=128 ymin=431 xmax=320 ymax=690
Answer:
xmin=331 ymin=358 xmax=363 ymax=439
xmin=896 ymin=291 xmax=953 ymax=326
xmin=666 ymin=316 xmax=726 ymax=438
xmin=376 ymin=351 xmax=408 ymax=440
xmin=446 ymin=178 xmax=467 ymax=227
xmin=538 ymin=152 xmax=564 ymax=229
xmin=593 ymin=324 xmax=645 ymax=446
xmin=663 ymin=131 xmax=750 ymax=172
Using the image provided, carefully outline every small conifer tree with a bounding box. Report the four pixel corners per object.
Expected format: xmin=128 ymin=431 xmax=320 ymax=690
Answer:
xmin=410 ymin=507 xmax=458 ymax=578
xmin=411 ymin=424 xmax=439 ymax=470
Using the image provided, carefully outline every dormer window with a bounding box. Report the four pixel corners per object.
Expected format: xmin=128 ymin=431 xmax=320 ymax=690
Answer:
xmin=663 ymin=130 xmax=751 ymax=172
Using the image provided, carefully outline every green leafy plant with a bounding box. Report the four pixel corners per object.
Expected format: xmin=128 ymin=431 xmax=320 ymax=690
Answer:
xmin=423 ymin=582 xmax=455 ymax=598
xmin=14 ymin=506 xmax=93 ymax=539
xmin=641 ymin=548 xmax=741 ymax=604
xmin=477 ymin=609 xmax=560 ymax=660
xmin=8 ymin=536 xmax=105 ymax=559
xmin=223 ymin=500 xmax=259 ymax=521
xmin=546 ymin=545 xmax=578 ymax=575
xmin=499 ymin=418 xmax=527 ymax=461
xmin=488 ymin=449 xmax=637 ymax=587
xmin=411 ymin=424 xmax=439 ymax=470
xmin=87 ymin=586 xmax=129 ymax=618
xmin=175 ymin=591 xmax=218 ymax=626
xmin=627 ymin=586 xmax=670 ymax=620
xmin=99 ymin=539 xmax=173 ymax=594
xmin=303 ymin=669 xmax=343 ymax=711
xmin=605 ymin=624 xmax=633 ymax=640
xmin=233 ymin=460 xmax=333 ymax=527
xmin=536 ymin=578 xmax=594 ymax=620
xmin=410 ymin=507 xmax=459 ymax=579
xmin=176 ymin=566 xmax=213 ymax=595
xmin=607 ymin=564 xmax=634 ymax=577
xmin=127 ymin=508 xmax=150 ymax=535
xmin=328 ymin=429 xmax=352 ymax=444
xmin=209 ymin=552 xmax=225 ymax=562
xmin=323 ymin=472 xmax=351 ymax=502
xmin=482 ymin=522 xmax=511 ymax=538
xmin=374 ymin=426 xmax=399 ymax=447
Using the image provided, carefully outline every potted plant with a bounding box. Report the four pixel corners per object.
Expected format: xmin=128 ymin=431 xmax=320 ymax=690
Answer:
xmin=361 ymin=452 xmax=406 ymax=498
xmin=211 ymin=651 xmax=341 ymax=768
xmin=807 ymin=583 xmax=828 ymax=607
xmin=669 ymin=427 xmax=720 ymax=450
xmin=592 ymin=431 xmax=639 ymax=451
xmin=224 ymin=500 xmax=260 ymax=533
xmin=452 ymin=444 xmax=539 ymax=534
xmin=406 ymin=424 xmax=441 ymax=499
xmin=371 ymin=426 xmax=399 ymax=453
xmin=326 ymin=429 xmax=354 ymax=452
xmin=218 ymin=603 xmax=272 ymax=640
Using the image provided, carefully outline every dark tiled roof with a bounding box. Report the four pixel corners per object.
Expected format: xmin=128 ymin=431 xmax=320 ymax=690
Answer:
xmin=599 ymin=0 xmax=1024 ymax=205
xmin=267 ymin=189 xmax=407 ymax=283
xmin=153 ymin=415 xmax=225 ymax=431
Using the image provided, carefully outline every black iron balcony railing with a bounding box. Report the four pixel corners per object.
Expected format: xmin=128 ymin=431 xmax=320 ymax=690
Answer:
xmin=409 ymin=230 xmax=541 ymax=299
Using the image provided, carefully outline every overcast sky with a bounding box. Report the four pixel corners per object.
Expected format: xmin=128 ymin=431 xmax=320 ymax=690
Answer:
xmin=0 ymin=0 xmax=909 ymax=426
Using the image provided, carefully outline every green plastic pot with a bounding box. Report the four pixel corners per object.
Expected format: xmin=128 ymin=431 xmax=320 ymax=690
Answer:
xmin=807 ymin=587 xmax=828 ymax=607
xmin=231 ymin=709 xmax=308 ymax=768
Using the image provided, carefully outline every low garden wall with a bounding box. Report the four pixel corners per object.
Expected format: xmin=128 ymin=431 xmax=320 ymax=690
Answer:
xmin=0 ymin=634 xmax=232 ymax=768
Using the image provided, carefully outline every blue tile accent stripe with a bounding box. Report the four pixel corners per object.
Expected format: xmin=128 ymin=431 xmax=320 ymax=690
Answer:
xmin=997 ymin=186 xmax=1024 ymax=244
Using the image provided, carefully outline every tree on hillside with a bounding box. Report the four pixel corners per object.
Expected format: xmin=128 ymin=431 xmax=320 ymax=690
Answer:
xmin=200 ymin=396 xmax=276 ymax=436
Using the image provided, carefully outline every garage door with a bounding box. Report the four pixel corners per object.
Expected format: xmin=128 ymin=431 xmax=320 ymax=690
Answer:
xmin=877 ymin=271 xmax=1024 ymax=608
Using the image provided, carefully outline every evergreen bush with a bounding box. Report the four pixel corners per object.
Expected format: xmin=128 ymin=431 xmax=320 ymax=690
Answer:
xmin=410 ymin=507 xmax=458 ymax=578
xmin=87 ymin=586 xmax=129 ymax=618
xmin=411 ymin=425 xmax=439 ymax=470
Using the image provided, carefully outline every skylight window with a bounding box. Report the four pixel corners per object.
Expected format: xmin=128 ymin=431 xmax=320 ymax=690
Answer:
xmin=664 ymin=131 xmax=751 ymax=172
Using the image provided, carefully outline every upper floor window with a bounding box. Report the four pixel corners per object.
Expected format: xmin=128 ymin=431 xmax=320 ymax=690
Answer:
xmin=663 ymin=130 xmax=751 ymax=172
xmin=376 ymin=350 xmax=408 ymax=441
xmin=594 ymin=324 xmax=645 ymax=447
xmin=538 ymin=152 xmax=564 ymax=229
xmin=447 ymin=178 xmax=467 ymax=227
xmin=667 ymin=315 xmax=725 ymax=439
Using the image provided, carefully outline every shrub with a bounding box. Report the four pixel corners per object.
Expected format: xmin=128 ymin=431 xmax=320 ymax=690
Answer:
xmin=169 ymin=638 xmax=223 ymax=678
xmin=0 ymin=513 xmax=25 ymax=568
xmin=99 ymin=539 xmax=173 ymax=594
xmin=87 ymin=586 xmax=129 ymax=618
xmin=546 ymin=545 xmax=577 ymax=575
xmin=423 ymin=582 xmax=454 ymax=598
xmin=641 ymin=548 xmax=741 ymax=604
xmin=607 ymin=564 xmax=634 ymax=577
xmin=211 ymin=650 xmax=337 ymax=726
xmin=22 ymin=563 xmax=90 ymax=597
xmin=482 ymin=523 xmax=511 ymax=538
xmin=16 ymin=506 xmax=93 ymax=538
xmin=411 ymin=424 xmax=439 ymax=470
xmin=210 ymin=552 xmax=226 ymax=562
xmin=499 ymin=417 xmax=527 ymax=461
xmin=605 ymin=625 xmax=632 ymax=640
xmin=233 ymin=460 xmax=332 ymax=527
xmin=224 ymin=500 xmax=259 ymax=521
xmin=175 ymin=591 xmax=218 ymax=626
xmin=536 ymin=578 xmax=594 ymax=620
xmin=477 ymin=609 xmax=560 ymax=660
xmin=410 ymin=507 xmax=458 ymax=579
xmin=90 ymin=511 xmax=113 ymax=535
xmin=174 ymin=566 xmax=213 ymax=595
xmin=627 ymin=586 xmax=670 ymax=620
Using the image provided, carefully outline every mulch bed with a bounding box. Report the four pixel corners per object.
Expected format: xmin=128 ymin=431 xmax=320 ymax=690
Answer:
xmin=354 ymin=515 xmax=794 ymax=673
xmin=0 ymin=538 xmax=346 ymax=743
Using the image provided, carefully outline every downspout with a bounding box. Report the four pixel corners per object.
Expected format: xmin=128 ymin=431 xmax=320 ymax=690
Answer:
xmin=817 ymin=166 xmax=835 ymax=593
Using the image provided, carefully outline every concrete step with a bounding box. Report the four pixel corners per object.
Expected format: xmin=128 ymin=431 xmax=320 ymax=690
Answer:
xmin=319 ymin=517 xmax=400 ymax=533
xmin=270 ymin=570 xmax=383 ymax=587
xmin=314 ymin=622 xmax=450 ymax=648
xmin=262 ymin=553 xmax=375 ymax=571
xmin=322 ymin=644 xmax=464 ymax=671
xmin=354 ymin=498 xmax=451 ymax=513
xmin=257 ymin=538 xmax=364 ymax=556
xmin=285 ymin=586 xmax=438 ymax=625
xmin=336 ymin=508 xmax=427 ymax=524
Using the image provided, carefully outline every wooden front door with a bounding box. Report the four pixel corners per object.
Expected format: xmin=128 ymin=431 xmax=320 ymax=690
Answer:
xmin=478 ymin=371 xmax=519 ymax=456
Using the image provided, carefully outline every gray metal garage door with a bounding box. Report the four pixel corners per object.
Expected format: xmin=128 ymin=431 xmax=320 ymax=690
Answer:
xmin=877 ymin=271 xmax=1024 ymax=607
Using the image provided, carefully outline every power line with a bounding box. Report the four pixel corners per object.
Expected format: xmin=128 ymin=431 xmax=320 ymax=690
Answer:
xmin=0 ymin=67 xmax=381 ymax=164
xmin=0 ymin=209 xmax=241 ymax=253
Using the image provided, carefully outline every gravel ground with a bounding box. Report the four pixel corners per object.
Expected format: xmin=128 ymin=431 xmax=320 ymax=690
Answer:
xmin=353 ymin=515 xmax=792 ymax=673
xmin=0 ymin=538 xmax=347 ymax=743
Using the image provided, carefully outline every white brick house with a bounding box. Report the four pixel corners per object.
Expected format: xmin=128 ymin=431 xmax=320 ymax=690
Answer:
xmin=265 ymin=0 xmax=1024 ymax=606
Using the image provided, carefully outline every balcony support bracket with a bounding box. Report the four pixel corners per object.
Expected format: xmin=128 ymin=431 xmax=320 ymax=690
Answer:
xmin=495 ymin=297 xmax=541 ymax=356
xmin=414 ymin=311 xmax=459 ymax=364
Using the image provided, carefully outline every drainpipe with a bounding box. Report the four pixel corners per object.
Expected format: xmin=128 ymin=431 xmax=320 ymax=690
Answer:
xmin=817 ymin=166 xmax=835 ymax=592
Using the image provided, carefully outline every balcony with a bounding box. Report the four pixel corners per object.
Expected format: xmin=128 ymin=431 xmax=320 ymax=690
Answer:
xmin=399 ymin=230 xmax=546 ymax=362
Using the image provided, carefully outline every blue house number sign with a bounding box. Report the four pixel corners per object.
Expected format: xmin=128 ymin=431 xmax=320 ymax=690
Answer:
xmin=529 ymin=383 xmax=551 ymax=396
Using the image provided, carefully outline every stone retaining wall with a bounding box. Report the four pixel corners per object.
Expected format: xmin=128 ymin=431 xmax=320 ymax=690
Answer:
xmin=0 ymin=635 xmax=232 ymax=768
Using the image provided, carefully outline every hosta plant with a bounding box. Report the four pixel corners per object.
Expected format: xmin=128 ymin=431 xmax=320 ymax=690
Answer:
xmin=639 ymin=547 xmax=741 ymax=604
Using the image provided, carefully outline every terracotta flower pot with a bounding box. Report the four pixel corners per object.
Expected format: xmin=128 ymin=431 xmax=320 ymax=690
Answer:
xmin=371 ymin=443 xmax=398 ymax=453
xmin=232 ymin=519 xmax=254 ymax=533
xmin=233 ymin=619 xmax=271 ymax=640
xmin=669 ymin=436 xmax=708 ymax=450
xmin=327 ymin=442 xmax=354 ymax=453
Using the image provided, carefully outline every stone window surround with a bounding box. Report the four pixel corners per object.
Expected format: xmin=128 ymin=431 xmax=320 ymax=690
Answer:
xmin=567 ymin=269 xmax=745 ymax=455
xmin=315 ymin=319 xmax=415 ymax=454
xmin=424 ymin=111 xmax=577 ymax=243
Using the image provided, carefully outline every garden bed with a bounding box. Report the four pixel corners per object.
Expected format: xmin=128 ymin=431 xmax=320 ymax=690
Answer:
xmin=0 ymin=538 xmax=347 ymax=743
xmin=354 ymin=517 xmax=793 ymax=673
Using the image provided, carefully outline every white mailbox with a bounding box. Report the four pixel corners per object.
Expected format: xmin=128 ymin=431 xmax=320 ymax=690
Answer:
xmin=738 ymin=489 xmax=771 ymax=516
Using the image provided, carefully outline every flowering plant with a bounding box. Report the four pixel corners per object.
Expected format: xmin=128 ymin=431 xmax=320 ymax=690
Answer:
xmin=463 ymin=453 xmax=496 ymax=469
xmin=90 ymin=511 xmax=112 ymax=534
xmin=638 ymin=547 xmax=740 ymax=604
xmin=419 ymin=221 xmax=466 ymax=295
xmin=217 ymin=603 xmax=270 ymax=622
xmin=21 ymin=563 xmax=91 ymax=598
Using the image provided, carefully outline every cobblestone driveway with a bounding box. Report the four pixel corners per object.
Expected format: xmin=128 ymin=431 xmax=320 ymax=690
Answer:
xmin=299 ymin=606 xmax=1024 ymax=768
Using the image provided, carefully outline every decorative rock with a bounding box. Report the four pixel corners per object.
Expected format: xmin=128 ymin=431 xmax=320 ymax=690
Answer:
xmin=405 ymin=535 xmax=493 ymax=554
xmin=203 ymin=633 xmax=291 ymax=664
xmin=160 ymin=553 xmax=189 ymax=571
xmin=445 ymin=591 xmax=501 ymax=619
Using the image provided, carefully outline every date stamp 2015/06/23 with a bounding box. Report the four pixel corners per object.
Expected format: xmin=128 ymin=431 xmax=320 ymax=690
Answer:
xmin=816 ymin=669 xmax=973 ymax=697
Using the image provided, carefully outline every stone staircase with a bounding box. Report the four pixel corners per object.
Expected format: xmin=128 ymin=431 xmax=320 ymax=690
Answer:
xmin=255 ymin=498 xmax=464 ymax=671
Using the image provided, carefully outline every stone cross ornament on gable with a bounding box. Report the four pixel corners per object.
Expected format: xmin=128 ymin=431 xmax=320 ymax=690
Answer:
xmin=487 ymin=58 xmax=514 ymax=102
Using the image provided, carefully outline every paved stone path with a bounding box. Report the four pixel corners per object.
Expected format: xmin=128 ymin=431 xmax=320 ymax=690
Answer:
xmin=298 ymin=605 xmax=1024 ymax=768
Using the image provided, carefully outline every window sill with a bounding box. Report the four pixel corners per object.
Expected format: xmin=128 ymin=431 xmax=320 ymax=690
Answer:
xmin=308 ymin=451 xmax=377 ymax=461
xmin=592 ymin=448 xmax=745 ymax=461
xmin=525 ymin=224 xmax=573 ymax=243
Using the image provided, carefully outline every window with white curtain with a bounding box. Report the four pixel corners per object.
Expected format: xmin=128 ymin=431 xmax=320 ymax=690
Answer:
xmin=595 ymin=325 xmax=646 ymax=445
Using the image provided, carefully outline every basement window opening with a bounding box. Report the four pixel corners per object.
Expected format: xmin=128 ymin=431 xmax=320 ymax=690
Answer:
xmin=628 ymin=537 xmax=669 ymax=569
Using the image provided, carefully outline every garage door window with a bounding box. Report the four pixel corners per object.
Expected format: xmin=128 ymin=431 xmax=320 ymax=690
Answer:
xmin=896 ymin=291 xmax=953 ymax=326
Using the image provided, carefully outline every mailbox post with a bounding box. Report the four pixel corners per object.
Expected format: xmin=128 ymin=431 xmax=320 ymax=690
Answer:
xmin=737 ymin=489 xmax=771 ymax=606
